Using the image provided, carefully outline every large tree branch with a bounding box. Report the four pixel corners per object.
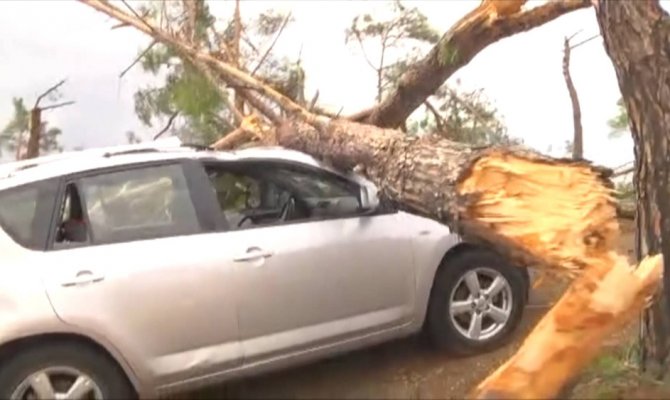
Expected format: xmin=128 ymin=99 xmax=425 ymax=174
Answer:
xmin=80 ymin=0 xmax=324 ymax=129
xmin=357 ymin=0 xmax=591 ymax=127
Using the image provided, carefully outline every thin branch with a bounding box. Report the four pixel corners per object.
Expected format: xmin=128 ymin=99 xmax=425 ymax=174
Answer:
xmin=354 ymin=34 xmax=379 ymax=72
xmin=570 ymin=33 xmax=600 ymax=49
xmin=251 ymin=11 xmax=292 ymax=76
xmin=308 ymin=90 xmax=320 ymax=111
xmin=34 ymin=79 xmax=67 ymax=109
xmin=567 ymin=29 xmax=583 ymax=41
xmin=612 ymin=166 xmax=634 ymax=178
xmin=120 ymin=40 xmax=158 ymax=78
xmin=40 ymin=101 xmax=76 ymax=111
xmin=231 ymin=0 xmax=245 ymax=112
xmin=424 ymin=100 xmax=445 ymax=132
xmin=121 ymin=0 xmax=154 ymax=32
xmin=153 ymin=111 xmax=180 ymax=140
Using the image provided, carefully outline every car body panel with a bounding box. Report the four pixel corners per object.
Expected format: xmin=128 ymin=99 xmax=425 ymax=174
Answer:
xmin=229 ymin=213 xmax=416 ymax=363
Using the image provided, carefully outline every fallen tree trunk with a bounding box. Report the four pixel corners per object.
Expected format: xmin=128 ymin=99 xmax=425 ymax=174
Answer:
xmin=278 ymin=118 xmax=617 ymax=276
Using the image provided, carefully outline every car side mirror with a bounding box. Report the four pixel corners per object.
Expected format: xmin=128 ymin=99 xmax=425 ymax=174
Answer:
xmin=359 ymin=184 xmax=380 ymax=212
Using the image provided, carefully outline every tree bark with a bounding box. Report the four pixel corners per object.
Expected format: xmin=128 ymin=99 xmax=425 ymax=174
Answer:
xmin=563 ymin=37 xmax=583 ymax=160
xmin=593 ymin=0 xmax=670 ymax=378
xmin=25 ymin=108 xmax=41 ymax=160
xmin=360 ymin=0 xmax=591 ymax=128
xmin=277 ymin=118 xmax=618 ymax=274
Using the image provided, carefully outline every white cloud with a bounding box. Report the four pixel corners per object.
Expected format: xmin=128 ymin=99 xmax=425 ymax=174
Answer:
xmin=0 ymin=0 xmax=639 ymax=167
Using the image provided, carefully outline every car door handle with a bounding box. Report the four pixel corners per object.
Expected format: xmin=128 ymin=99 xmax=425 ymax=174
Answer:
xmin=61 ymin=270 xmax=105 ymax=287
xmin=233 ymin=248 xmax=274 ymax=262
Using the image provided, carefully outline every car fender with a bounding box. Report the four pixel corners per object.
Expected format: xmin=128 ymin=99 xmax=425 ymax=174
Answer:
xmin=398 ymin=212 xmax=462 ymax=327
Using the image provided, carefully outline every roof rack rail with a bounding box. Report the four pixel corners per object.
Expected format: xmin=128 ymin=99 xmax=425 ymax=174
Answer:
xmin=0 ymin=137 xmax=184 ymax=179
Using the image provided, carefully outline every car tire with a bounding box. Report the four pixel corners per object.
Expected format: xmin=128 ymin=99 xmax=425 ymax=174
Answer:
xmin=426 ymin=248 xmax=527 ymax=356
xmin=0 ymin=342 xmax=135 ymax=400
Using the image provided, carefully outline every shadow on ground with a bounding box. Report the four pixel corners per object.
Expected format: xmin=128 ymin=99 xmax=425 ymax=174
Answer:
xmin=193 ymin=302 xmax=552 ymax=399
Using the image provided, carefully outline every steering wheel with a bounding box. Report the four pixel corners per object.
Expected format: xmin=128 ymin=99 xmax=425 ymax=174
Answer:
xmin=236 ymin=197 xmax=297 ymax=228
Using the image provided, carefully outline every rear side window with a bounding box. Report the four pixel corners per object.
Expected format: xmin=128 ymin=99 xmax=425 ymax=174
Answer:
xmin=0 ymin=180 xmax=58 ymax=250
xmin=76 ymin=164 xmax=202 ymax=245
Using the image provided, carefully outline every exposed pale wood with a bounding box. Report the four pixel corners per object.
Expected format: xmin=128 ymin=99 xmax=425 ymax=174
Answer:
xmin=473 ymin=254 xmax=662 ymax=399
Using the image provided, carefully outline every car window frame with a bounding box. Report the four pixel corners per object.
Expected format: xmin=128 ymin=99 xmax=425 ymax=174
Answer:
xmin=46 ymin=159 xmax=215 ymax=251
xmin=198 ymin=159 xmax=395 ymax=232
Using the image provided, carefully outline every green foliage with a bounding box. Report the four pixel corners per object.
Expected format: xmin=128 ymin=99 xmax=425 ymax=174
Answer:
xmin=409 ymin=86 xmax=520 ymax=146
xmin=346 ymin=1 xmax=439 ymax=45
xmin=608 ymin=97 xmax=629 ymax=139
xmin=132 ymin=2 xmax=297 ymax=145
xmin=346 ymin=0 xmax=440 ymax=100
xmin=0 ymin=97 xmax=63 ymax=159
xmin=347 ymin=1 xmax=513 ymax=146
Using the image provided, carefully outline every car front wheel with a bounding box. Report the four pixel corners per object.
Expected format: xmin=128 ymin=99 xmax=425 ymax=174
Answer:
xmin=426 ymin=248 xmax=526 ymax=355
xmin=0 ymin=343 xmax=135 ymax=400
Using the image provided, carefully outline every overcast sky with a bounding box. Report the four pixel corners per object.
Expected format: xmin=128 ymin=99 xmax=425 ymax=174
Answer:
xmin=1 ymin=0 xmax=658 ymax=168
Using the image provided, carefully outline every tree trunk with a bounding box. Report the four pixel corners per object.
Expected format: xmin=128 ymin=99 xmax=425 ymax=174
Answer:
xmin=361 ymin=0 xmax=591 ymax=128
xmin=594 ymin=0 xmax=670 ymax=378
xmin=25 ymin=107 xmax=42 ymax=160
xmin=563 ymin=37 xmax=583 ymax=160
xmin=277 ymin=118 xmax=617 ymax=274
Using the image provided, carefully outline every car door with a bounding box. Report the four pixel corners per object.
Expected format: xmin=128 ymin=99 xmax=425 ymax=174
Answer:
xmin=39 ymin=160 xmax=243 ymax=386
xmin=202 ymin=160 xmax=416 ymax=366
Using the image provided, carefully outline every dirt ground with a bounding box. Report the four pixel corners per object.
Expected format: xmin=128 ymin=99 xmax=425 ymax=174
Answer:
xmin=195 ymin=219 xmax=637 ymax=399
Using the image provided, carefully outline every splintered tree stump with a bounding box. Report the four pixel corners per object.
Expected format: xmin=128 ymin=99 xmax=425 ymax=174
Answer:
xmin=277 ymin=119 xmax=663 ymax=399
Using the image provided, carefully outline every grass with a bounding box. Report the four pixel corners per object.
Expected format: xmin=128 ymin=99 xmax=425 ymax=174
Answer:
xmin=571 ymin=342 xmax=670 ymax=399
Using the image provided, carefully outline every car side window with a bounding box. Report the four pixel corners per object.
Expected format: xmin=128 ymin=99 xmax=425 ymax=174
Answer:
xmin=53 ymin=164 xmax=202 ymax=247
xmin=0 ymin=179 xmax=58 ymax=250
xmin=205 ymin=162 xmax=362 ymax=230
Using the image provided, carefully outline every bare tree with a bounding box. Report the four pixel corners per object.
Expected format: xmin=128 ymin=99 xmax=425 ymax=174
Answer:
xmin=24 ymin=79 xmax=75 ymax=160
xmin=562 ymin=32 xmax=599 ymax=160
